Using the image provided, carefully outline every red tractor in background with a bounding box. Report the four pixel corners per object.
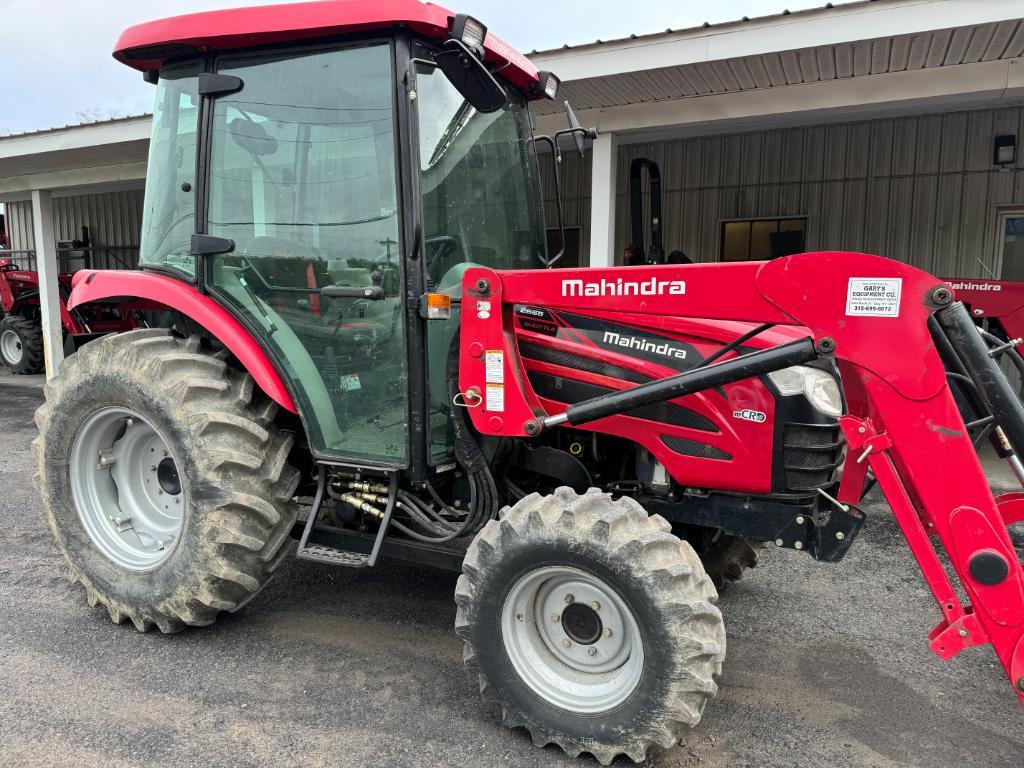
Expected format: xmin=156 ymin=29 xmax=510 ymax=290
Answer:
xmin=0 ymin=257 xmax=139 ymax=373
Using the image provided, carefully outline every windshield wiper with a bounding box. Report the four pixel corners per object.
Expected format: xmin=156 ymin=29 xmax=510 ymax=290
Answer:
xmin=428 ymin=99 xmax=476 ymax=166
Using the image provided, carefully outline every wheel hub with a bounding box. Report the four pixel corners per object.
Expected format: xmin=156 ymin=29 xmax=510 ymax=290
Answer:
xmin=157 ymin=457 xmax=182 ymax=496
xmin=0 ymin=329 xmax=23 ymax=366
xmin=500 ymin=565 xmax=645 ymax=714
xmin=561 ymin=601 xmax=603 ymax=646
xmin=70 ymin=407 xmax=186 ymax=570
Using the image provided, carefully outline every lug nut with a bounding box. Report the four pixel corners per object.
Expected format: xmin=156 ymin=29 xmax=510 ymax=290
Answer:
xmin=591 ymin=601 xmax=600 ymax=611
xmin=562 ymin=639 xmax=571 ymax=649
xmin=516 ymin=613 xmax=523 ymax=622
xmin=551 ymin=613 xmax=560 ymax=622
xmin=565 ymin=594 xmax=575 ymax=604
xmin=603 ymin=627 xmax=612 ymax=638
xmin=587 ymin=648 xmax=597 ymax=656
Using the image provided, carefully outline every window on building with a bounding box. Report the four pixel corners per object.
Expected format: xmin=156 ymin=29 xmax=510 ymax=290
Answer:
xmin=720 ymin=217 xmax=807 ymax=262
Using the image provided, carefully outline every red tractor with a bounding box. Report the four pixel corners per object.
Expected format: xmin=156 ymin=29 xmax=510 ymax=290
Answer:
xmin=0 ymin=258 xmax=139 ymax=373
xmin=30 ymin=3 xmax=1024 ymax=763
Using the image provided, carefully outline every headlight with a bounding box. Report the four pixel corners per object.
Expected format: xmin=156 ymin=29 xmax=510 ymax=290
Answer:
xmin=767 ymin=365 xmax=843 ymax=418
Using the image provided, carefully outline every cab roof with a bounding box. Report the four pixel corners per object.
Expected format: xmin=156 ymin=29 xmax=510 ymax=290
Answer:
xmin=114 ymin=0 xmax=540 ymax=93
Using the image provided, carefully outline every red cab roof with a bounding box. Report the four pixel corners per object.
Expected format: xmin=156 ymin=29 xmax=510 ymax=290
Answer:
xmin=114 ymin=0 xmax=539 ymax=92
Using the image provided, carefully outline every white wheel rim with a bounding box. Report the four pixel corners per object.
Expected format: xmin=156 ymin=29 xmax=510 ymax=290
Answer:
xmin=500 ymin=565 xmax=645 ymax=714
xmin=0 ymin=328 xmax=22 ymax=365
xmin=70 ymin=406 xmax=186 ymax=571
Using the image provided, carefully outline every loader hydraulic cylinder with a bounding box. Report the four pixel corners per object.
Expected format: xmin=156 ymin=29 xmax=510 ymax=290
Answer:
xmin=542 ymin=336 xmax=818 ymax=429
xmin=936 ymin=301 xmax=1024 ymax=457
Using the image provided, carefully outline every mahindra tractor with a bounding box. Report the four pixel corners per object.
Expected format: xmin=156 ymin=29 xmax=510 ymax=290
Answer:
xmin=30 ymin=2 xmax=1024 ymax=763
xmin=0 ymin=258 xmax=139 ymax=374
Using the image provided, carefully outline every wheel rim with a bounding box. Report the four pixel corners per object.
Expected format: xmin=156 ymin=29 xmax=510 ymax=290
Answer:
xmin=500 ymin=565 xmax=645 ymax=714
xmin=0 ymin=328 xmax=23 ymax=366
xmin=70 ymin=407 xmax=186 ymax=570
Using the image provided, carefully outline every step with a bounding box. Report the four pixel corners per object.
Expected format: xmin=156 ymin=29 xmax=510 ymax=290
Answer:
xmin=296 ymin=542 xmax=370 ymax=568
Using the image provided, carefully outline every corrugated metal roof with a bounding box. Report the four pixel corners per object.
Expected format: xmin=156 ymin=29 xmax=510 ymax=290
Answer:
xmin=527 ymin=0 xmax=875 ymax=56
xmin=531 ymin=19 xmax=1024 ymax=116
xmin=0 ymin=113 xmax=152 ymax=142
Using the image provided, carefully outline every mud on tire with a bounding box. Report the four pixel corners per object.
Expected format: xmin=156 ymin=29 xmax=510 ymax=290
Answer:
xmin=455 ymin=487 xmax=725 ymax=765
xmin=0 ymin=315 xmax=44 ymax=374
xmin=32 ymin=329 xmax=300 ymax=632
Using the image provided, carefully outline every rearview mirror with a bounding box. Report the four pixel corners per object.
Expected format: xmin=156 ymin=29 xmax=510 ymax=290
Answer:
xmin=565 ymin=102 xmax=587 ymax=157
xmin=436 ymin=39 xmax=506 ymax=114
xmin=229 ymin=117 xmax=278 ymax=156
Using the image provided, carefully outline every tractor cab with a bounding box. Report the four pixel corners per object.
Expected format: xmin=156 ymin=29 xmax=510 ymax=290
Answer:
xmin=124 ymin=2 xmax=556 ymax=469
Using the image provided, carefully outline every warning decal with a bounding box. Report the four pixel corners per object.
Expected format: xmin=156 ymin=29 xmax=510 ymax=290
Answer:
xmin=485 ymin=350 xmax=504 ymax=384
xmin=485 ymin=383 xmax=505 ymax=412
xmin=846 ymin=278 xmax=902 ymax=317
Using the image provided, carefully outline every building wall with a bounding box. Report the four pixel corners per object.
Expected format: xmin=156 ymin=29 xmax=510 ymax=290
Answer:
xmin=5 ymin=188 xmax=145 ymax=269
xmin=545 ymin=104 xmax=1024 ymax=276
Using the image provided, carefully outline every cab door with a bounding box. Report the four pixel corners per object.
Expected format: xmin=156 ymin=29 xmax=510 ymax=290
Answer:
xmin=203 ymin=42 xmax=409 ymax=465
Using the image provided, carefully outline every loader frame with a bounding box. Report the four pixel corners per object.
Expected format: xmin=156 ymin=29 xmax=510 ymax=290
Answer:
xmin=458 ymin=250 xmax=1024 ymax=706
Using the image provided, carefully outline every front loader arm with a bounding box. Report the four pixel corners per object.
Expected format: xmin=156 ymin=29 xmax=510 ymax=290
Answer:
xmin=459 ymin=251 xmax=1024 ymax=707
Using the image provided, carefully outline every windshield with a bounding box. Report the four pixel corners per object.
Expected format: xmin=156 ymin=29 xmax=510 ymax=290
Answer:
xmin=417 ymin=55 xmax=547 ymax=288
xmin=139 ymin=63 xmax=200 ymax=277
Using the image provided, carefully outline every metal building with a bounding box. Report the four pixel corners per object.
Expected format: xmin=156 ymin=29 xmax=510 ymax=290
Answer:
xmin=1 ymin=0 xmax=1023 ymax=375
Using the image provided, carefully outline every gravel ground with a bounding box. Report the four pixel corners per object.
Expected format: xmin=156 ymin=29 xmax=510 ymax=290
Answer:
xmin=1 ymin=370 xmax=1021 ymax=768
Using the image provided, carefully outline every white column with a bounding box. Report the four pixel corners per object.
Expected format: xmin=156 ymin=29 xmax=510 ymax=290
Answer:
xmin=588 ymin=131 xmax=618 ymax=268
xmin=31 ymin=189 xmax=63 ymax=379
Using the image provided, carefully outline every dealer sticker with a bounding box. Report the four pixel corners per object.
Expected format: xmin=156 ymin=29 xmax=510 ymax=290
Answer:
xmin=846 ymin=278 xmax=902 ymax=317
xmin=485 ymin=350 xmax=504 ymax=384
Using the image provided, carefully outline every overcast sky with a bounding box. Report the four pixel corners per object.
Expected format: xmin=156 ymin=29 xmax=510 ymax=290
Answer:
xmin=0 ymin=0 xmax=855 ymax=135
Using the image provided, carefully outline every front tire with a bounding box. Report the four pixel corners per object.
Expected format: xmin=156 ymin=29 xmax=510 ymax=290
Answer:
xmin=455 ymin=488 xmax=725 ymax=765
xmin=32 ymin=329 xmax=300 ymax=632
xmin=0 ymin=315 xmax=44 ymax=374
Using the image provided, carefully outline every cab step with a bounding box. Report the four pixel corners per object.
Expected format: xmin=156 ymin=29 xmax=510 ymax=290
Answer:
xmin=295 ymin=465 xmax=397 ymax=568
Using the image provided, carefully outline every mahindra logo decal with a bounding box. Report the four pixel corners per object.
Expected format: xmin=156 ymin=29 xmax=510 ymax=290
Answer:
xmin=561 ymin=277 xmax=686 ymax=298
xmin=947 ymin=280 xmax=1001 ymax=292
xmin=602 ymin=331 xmax=687 ymax=360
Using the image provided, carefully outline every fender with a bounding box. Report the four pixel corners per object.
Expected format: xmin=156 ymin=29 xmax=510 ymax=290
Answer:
xmin=68 ymin=270 xmax=296 ymax=413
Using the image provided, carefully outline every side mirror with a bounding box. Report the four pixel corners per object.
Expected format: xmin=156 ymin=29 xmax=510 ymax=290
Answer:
xmin=565 ymin=102 xmax=587 ymax=157
xmin=229 ymin=117 xmax=278 ymax=156
xmin=436 ymin=39 xmax=506 ymax=114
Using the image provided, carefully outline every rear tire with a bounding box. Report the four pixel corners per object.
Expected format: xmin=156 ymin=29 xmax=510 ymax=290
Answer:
xmin=32 ymin=329 xmax=300 ymax=632
xmin=0 ymin=315 xmax=44 ymax=374
xmin=696 ymin=535 xmax=765 ymax=592
xmin=455 ymin=488 xmax=725 ymax=765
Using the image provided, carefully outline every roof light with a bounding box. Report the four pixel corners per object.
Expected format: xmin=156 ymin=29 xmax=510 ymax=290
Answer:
xmin=535 ymin=71 xmax=560 ymax=100
xmin=451 ymin=14 xmax=487 ymax=50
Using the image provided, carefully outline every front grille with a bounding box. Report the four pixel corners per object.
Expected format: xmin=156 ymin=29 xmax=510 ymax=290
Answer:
xmin=527 ymin=371 xmax=718 ymax=432
xmin=783 ymin=424 xmax=844 ymax=491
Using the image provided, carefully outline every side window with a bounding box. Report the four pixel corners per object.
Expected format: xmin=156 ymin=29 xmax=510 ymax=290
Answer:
xmin=139 ymin=63 xmax=200 ymax=277
xmin=205 ymin=44 xmax=408 ymax=463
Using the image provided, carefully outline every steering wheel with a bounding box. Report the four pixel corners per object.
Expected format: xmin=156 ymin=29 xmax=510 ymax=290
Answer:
xmin=425 ymin=236 xmax=461 ymax=286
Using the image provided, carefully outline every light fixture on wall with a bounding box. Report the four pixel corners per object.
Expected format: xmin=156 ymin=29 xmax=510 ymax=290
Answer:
xmin=994 ymin=135 xmax=1016 ymax=168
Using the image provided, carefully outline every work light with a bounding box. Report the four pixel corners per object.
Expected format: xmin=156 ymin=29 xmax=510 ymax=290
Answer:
xmin=535 ymin=71 xmax=560 ymax=100
xmin=451 ymin=14 xmax=487 ymax=50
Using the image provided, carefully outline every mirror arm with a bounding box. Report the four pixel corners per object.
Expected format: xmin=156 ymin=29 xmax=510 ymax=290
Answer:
xmin=533 ymin=134 xmax=566 ymax=269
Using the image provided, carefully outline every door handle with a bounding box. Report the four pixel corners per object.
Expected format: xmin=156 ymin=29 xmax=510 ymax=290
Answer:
xmin=322 ymin=285 xmax=385 ymax=300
